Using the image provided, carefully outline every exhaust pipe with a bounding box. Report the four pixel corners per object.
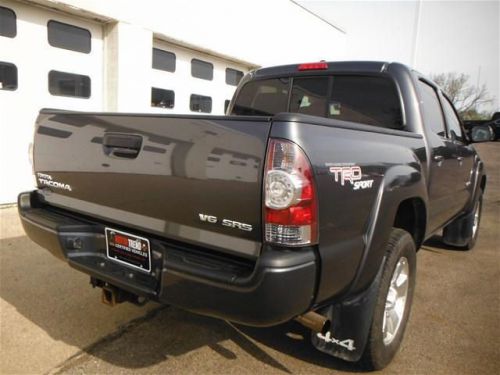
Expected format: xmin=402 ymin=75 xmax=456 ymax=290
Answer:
xmin=295 ymin=311 xmax=331 ymax=335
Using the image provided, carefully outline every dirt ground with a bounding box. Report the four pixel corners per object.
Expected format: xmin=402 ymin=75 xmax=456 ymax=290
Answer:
xmin=1 ymin=142 xmax=498 ymax=375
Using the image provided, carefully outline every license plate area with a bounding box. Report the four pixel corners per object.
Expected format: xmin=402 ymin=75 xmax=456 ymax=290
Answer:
xmin=105 ymin=228 xmax=151 ymax=273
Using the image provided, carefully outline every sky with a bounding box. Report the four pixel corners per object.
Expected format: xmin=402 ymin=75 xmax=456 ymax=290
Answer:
xmin=298 ymin=0 xmax=499 ymax=113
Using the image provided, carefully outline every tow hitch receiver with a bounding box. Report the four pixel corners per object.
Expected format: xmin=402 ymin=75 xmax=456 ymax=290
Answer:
xmin=91 ymin=277 xmax=148 ymax=307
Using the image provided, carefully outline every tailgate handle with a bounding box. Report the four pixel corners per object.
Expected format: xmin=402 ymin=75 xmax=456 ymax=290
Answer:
xmin=103 ymin=133 xmax=142 ymax=159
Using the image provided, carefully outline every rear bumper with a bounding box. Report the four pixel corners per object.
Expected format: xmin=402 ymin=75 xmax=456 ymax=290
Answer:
xmin=18 ymin=191 xmax=317 ymax=326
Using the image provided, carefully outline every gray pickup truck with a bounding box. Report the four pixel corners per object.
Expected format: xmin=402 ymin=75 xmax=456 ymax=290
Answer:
xmin=19 ymin=61 xmax=491 ymax=369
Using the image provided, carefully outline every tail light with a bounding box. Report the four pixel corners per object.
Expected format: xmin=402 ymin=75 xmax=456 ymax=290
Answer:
xmin=264 ymin=139 xmax=318 ymax=246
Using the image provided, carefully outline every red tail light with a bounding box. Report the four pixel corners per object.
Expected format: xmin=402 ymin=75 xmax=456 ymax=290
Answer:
xmin=264 ymin=139 xmax=318 ymax=246
xmin=298 ymin=62 xmax=328 ymax=71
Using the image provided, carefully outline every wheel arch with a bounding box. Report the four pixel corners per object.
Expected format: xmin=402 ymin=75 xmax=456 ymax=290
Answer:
xmin=393 ymin=197 xmax=427 ymax=249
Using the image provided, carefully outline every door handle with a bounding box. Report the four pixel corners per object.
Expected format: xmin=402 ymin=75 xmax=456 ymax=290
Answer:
xmin=103 ymin=133 xmax=142 ymax=159
xmin=433 ymin=155 xmax=444 ymax=163
xmin=456 ymin=156 xmax=464 ymax=162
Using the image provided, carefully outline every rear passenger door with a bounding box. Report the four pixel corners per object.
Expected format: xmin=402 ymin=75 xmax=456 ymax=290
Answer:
xmin=418 ymin=80 xmax=462 ymax=232
xmin=440 ymin=93 xmax=475 ymax=210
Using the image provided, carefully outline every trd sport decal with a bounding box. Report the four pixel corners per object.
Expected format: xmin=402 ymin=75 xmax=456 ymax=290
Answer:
xmin=326 ymin=163 xmax=374 ymax=190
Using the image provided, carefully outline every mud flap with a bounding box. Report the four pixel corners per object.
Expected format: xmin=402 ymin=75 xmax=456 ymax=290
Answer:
xmin=442 ymin=209 xmax=475 ymax=247
xmin=311 ymin=260 xmax=383 ymax=362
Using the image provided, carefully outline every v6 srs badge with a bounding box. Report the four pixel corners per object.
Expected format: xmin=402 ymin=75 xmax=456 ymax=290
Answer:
xmin=198 ymin=214 xmax=253 ymax=232
xmin=327 ymin=164 xmax=374 ymax=191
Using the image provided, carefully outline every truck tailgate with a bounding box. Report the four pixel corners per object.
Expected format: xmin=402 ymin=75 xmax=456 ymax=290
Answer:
xmin=33 ymin=110 xmax=271 ymax=258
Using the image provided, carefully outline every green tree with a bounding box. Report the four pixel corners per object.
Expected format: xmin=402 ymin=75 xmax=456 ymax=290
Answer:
xmin=431 ymin=72 xmax=493 ymax=120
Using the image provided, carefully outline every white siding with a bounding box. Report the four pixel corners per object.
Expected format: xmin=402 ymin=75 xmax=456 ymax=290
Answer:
xmin=0 ymin=0 xmax=347 ymax=203
xmin=0 ymin=0 xmax=104 ymax=203
xmin=151 ymin=39 xmax=249 ymax=115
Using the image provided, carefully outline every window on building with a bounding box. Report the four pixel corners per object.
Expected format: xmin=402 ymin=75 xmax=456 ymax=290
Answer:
xmin=48 ymin=70 xmax=91 ymax=98
xmin=190 ymin=94 xmax=212 ymax=113
xmin=0 ymin=6 xmax=16 ymax=38
xmin=47 ymin=20 xmax=91 ymax=53
xmin=225 ymin=68 xmax=243 ymax=86
xmin=0 ymin=62 xmax=17 ymax=90
xmin=441 ymin=94 xmax=464 ymax=141
xmin=151 ymin=87 xmax=175 ymax=108
xmin=418 ymin=80 xmax=446 ymax=137
xmin=224 ymin=99 xmax=231 ymax=113
xmin=191 ymin=59 xmax=213 ymax=80
xmin=152 ymin=48 xmax=176 ymax=72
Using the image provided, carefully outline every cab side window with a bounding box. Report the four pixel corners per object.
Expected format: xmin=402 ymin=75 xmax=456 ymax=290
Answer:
xmin=441 ymin=95 xmax=464 ymax=142
xmin=418 ymin=80 xmax=446 ymax=137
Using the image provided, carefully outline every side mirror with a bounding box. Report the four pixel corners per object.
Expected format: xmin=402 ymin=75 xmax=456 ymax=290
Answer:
xmin=470 ymin=125 xmax=494 ymax=143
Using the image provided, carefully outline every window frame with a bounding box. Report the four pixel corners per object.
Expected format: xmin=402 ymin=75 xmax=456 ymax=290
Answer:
xmin=0 ymin=61 xmax=18 ymax=91
xmin=225 ymin=68 xmax=244 ymax=86
xmin=47 ymin=20 xmax=92 ymax=54
xmin=151 ymin=87 xmax=175 ymax=109
xmin=191 ymin=59 xmax=214 ymax=81
xmin=190 ymin=94 xmax=212 ymax=113
xmin=417 ymin=78 xmax=448 ymax=138
xmin=48 ymin=70 xmax=91 ymax=99
xmin=439 ymin=91 xmax=466 ymax=143
xmin=0 ymin=6 xmax=17 ymax=38
xmin=152 ymin=48 xmax=176 ymax=73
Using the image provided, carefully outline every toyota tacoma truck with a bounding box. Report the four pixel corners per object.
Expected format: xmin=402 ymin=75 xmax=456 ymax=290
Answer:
xmin=18 ymin=61 xmax=491 ymax=370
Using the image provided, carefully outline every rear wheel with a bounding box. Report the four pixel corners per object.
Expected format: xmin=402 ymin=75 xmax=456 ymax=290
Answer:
xmin=361 ymin=228 xmax=416 ymax=370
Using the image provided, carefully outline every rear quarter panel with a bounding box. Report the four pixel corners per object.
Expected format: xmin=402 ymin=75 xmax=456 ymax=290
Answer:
xmin=269 ymin=116 xmax=427 ymax=303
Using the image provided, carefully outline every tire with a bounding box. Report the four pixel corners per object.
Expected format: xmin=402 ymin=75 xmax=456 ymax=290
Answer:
xmin=360 ymin=228 xmax=416 ymax=370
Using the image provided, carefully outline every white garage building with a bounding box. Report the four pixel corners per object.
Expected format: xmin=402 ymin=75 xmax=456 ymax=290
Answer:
xmin=0 ymin=0 xmax=346 ymax=204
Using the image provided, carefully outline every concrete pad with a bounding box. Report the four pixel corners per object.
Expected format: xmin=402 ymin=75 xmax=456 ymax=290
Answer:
xmin=0 ymin=209 xmax=158 ymax=374
xmin=56 ymin=142 xmax=500 ymax=374
xmin=0 ymin=205 xmax=25 ymax=239
xmin=1 ymin=142 xmax=499 ymax=374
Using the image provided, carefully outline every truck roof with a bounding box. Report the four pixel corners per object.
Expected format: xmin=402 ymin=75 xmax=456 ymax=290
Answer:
xmin=251 ymin=61 xmax=392 ymax=79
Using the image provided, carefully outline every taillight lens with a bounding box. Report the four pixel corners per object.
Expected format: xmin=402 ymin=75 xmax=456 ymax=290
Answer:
xmin=264 ymin=139 xmax=318 ymax=246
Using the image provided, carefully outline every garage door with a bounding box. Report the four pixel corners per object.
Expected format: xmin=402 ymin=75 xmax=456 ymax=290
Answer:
xmin=0 ymin=0 xmax=103 ymax=203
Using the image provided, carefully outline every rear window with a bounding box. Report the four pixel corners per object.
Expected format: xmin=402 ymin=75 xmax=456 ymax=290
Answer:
xmin=290 ymin=77 xmax=329 ymax=117
xmin=232 ymin=78 xmax=290 ymax=116
xmin=232 ymin=75 xmax=403 ymax=129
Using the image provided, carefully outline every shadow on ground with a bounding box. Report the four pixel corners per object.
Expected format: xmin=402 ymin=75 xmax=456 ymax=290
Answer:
xmin=422 ymin=234 xmax=463 ymax=251
xmin=0 ymin=235 xmax=362 ymax=373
